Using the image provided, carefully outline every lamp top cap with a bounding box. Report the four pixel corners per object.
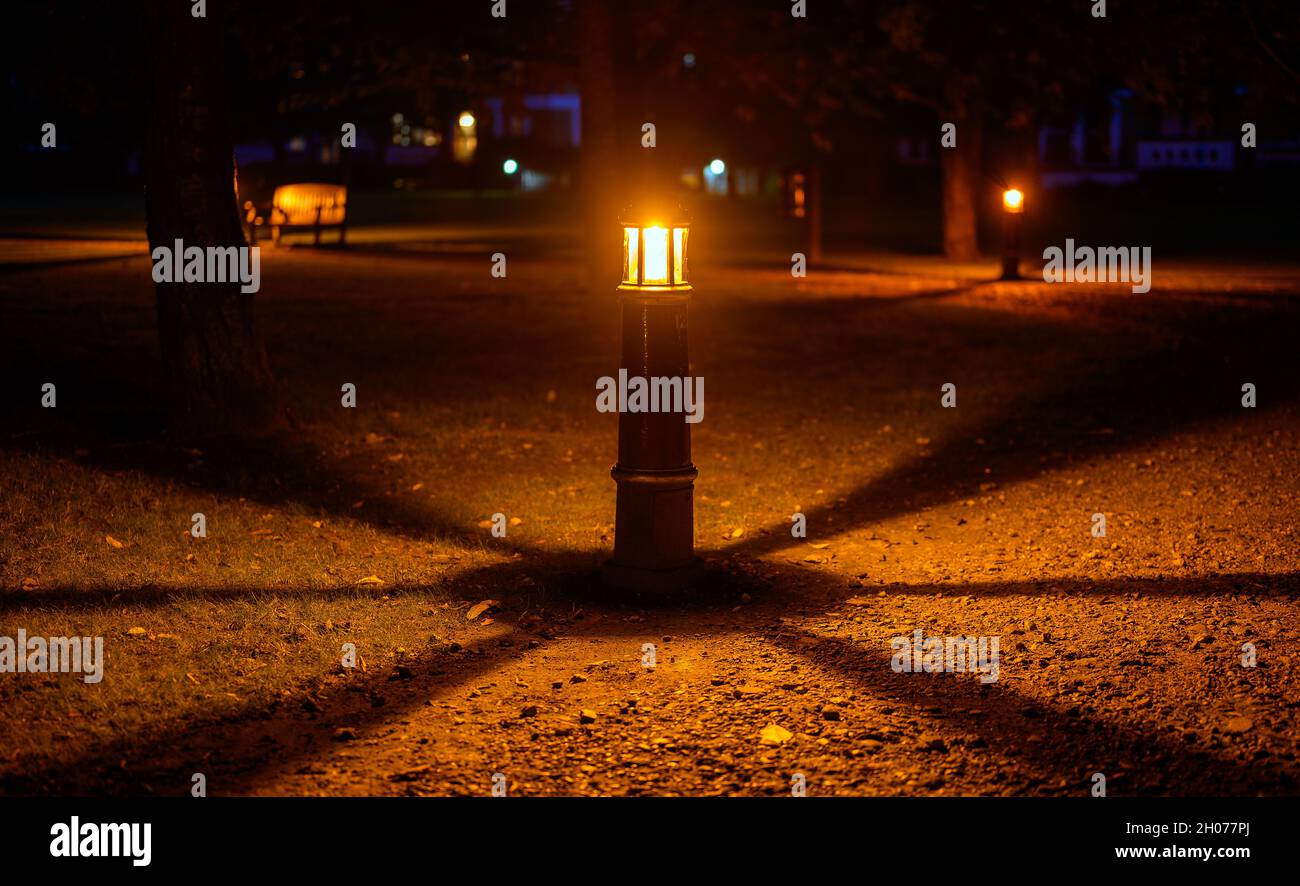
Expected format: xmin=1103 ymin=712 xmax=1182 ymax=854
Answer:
xmin=619 ymin=201 xmax=691 ymax=228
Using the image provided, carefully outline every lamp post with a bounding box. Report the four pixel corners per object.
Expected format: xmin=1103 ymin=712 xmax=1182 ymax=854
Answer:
xmin=602 ymin=204 xmax=702 ymax=593
xmin=781 ymin=168 xmax=807 ymax=220
xmin=1000 ymin=187 xmax=1024 ymax=281
xmin=781 ymin=166 xmax=823 ymax=265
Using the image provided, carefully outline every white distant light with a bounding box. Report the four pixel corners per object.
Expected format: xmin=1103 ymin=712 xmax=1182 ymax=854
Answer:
xmin=458 ymin=111 xmax=476 ymax=130
xmin=708 ymin=158 xmax=726 ymax=176
xmin=683 ymin=52 xmax=696 ymax=68
xmin=503 ymin=158 xmax=519 ymax=175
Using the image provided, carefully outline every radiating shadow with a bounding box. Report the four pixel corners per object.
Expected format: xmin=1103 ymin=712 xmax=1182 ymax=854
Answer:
xmin=721 ymin=289 xmax=1300 ymax=561
xmin=5 ymin=557 xmax=1294 ymax=796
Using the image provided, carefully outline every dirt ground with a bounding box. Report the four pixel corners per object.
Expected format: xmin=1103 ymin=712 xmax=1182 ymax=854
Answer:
xmin=1 ymin=244 xmax=1298 ymax=796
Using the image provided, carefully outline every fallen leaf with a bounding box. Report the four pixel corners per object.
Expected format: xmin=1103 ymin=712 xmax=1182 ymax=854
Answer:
xmin=466 ymin=599 xmax=500 ymax=621
xmin=760 ymin=724 xmax=793 ymax=746
xmin=125 ymin=626 xmax=146 ymax=637
xmin=730 ymin=527 xmax=745 ymax=539
xmin=105 ymin=535 xmax=124 ymax=549
xmin=355 ymin=575 xmax=385 ymax=587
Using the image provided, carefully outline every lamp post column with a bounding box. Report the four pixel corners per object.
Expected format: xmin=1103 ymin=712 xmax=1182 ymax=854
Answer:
xmin=603 ymin=212 xmax=702 ymax=594
xmin=1001 ymin=188 xmax=1024 ymax=281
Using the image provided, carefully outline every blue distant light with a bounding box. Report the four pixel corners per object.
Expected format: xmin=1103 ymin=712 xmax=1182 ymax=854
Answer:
xmin=503 ymin=158 xmax=519 ymax=175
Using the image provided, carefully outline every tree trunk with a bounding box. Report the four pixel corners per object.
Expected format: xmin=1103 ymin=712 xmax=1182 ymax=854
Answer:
xmin=941 ymin=108 xmax=982 ymax=262
xmin=577 ymin=0 xmax=620 ymax=291
xmin=145 ymin=0 xmax=282 ymax=439
xmin=805 ymin=163 xmax=824 ymax=265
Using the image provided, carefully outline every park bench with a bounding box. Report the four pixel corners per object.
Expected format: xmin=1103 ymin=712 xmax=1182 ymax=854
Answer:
xmin=245 ymin=183 xmax=348 ymax=246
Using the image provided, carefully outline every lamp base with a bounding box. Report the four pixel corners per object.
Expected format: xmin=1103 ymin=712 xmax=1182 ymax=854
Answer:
xmin=601 ymin=558 xmax=704 ymax=595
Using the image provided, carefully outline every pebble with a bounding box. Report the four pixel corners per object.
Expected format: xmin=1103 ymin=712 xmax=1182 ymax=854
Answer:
xmin=1224 ymin=717 xmax=1254 ymax=734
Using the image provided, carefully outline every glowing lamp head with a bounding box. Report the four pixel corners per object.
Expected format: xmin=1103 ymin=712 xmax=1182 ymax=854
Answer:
xmin=619 ymin=204 xmax=691 ymax=293
xmin=1002 ymin=188 xmax=1024 ymax=213
xmin=458 ymin=111 xmax=476 ymax=130
xmin=503 ymin=158 xmax=518 ymax=175
xmin=708 ymin=158 xmax=726 ymax=176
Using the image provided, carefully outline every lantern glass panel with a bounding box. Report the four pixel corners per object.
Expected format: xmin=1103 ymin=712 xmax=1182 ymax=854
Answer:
xmin=642 ymin=226 xmax=670 ymax=285
xmin=673 ymin=227 xmax=686 ymax=284
xmin=623 ymin=227 xmax=639 ymax=284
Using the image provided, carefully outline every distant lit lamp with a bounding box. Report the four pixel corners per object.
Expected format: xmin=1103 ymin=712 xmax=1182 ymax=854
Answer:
xmin=502 ymin=158 xmax=518 ymax=175
xmin=704 ymin=158 xmax=728 ymax=196
xmin=453 ymin=111 xmax=477 ymax=164
xmin=781 ymin=166 xmax=822 ymax=263
xmin=1001 ymin=188 xmax=1024 ymax=280
xmin=603 ymin=204 xmax=701 ymax=593
xmin=782 ymin=169 xmax=807 ymax=219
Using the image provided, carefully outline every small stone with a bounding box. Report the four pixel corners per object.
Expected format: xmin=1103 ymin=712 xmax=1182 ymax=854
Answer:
xmin=918 ymin=735 xmax=949 ymax=753
xmin=520 ymin=705 xmax=539 ymax=718
xmin=579 ymin=709 xmax=597 ymax=724
xmin=1224 ymin=717 xmax=1254 ymax=734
